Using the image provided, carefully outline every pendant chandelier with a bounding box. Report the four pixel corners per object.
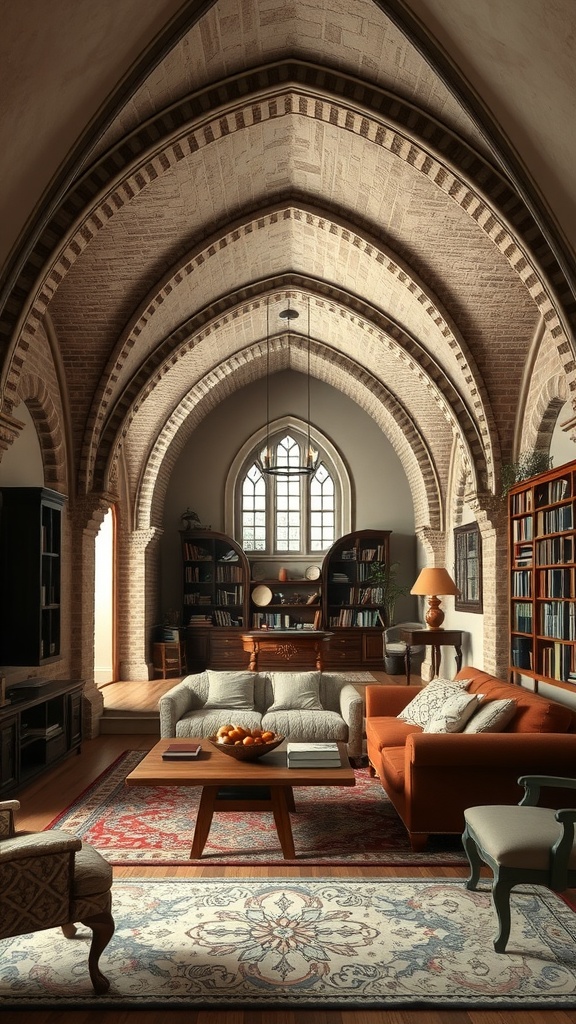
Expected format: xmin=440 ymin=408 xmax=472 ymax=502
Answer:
xmin=259 ymin=296 xmax=319 ymax=477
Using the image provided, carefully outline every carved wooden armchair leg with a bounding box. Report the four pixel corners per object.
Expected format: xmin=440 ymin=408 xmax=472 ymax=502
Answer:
xmin=462 ymin=823 xmax=482 ymax=890
xmin=83 ymin=911 xmax=115 ymax=995
xmin=491 ymin=872 xmax=514 ymax=953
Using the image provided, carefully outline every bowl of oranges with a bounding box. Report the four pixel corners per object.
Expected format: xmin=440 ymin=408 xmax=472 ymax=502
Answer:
xmin=208 ymin=724 xmax=284 ymax=760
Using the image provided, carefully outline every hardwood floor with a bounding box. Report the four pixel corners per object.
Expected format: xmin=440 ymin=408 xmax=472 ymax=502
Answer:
xmin=7 ymin=677 xmax=576 ymax=1024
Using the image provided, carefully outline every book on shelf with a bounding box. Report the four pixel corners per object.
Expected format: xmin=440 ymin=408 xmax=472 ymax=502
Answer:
xmin=162 ymin=742 xmax=202 ymax=760
xmin=286 ymin=742 xmax=340 ymax=759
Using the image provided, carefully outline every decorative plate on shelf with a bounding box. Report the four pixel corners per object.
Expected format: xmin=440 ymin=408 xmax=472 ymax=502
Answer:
xmin=251 ymin=562 xmax=267 ymax=581
xmin=252 ymin=584 xmax=273 ymax=607
xmin=305 ymin=565 xmax=321 ymax=581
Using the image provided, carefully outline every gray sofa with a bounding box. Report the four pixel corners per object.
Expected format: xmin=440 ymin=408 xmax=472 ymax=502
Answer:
xmin=158 ymin=669 xmax=364 ymax=758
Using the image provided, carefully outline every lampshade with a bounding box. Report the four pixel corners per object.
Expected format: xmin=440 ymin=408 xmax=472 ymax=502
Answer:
xmin=410 ymin=567 xmax=459 ymax=630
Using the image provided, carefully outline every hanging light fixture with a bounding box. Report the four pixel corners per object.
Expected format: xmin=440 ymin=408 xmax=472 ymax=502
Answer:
xmin=259 ymin=296 xmax=319 ymax=476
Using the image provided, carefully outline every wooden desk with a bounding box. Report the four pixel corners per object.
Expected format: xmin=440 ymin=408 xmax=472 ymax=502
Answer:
xmin=400 ymin=628 xmax=463 ymax=683
xmin=241 ymin=630 xmax=333 ymax=671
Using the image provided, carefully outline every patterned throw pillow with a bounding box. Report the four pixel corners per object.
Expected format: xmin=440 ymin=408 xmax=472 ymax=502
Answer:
xmin=204 ymin=670 xmax=255 ymax=709
xmin=398 ymin=678 xmax=472 ymax=729
xmin=268 ymin=671 xmax=324 ymax=711
xmin=423 ymin=692 xmax=482 ymax=733
xmin=463 ymin=698 xmax=517 ymax=733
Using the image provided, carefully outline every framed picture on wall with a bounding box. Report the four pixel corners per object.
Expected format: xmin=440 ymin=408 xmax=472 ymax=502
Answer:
xmin=454 ymin=523 xmax=482 ymax=613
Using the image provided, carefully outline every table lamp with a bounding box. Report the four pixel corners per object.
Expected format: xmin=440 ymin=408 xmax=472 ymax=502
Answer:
xmin=410 ymin=567 xmax=460 ymax=629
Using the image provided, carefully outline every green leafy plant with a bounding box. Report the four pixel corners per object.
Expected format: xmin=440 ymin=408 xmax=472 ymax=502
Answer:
xmin=501 ymin=450 xmax=553 ymax=499
xmin=366 ymin=561 xmax=409 ymax=628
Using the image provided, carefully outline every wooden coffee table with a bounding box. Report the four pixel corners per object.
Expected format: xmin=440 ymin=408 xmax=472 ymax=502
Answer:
xmin=125 ymin=738 xmax=355 ymax=859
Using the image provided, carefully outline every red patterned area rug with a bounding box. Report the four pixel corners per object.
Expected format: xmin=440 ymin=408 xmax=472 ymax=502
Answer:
xmin=47 ymin=750 xmax=467 ymax=867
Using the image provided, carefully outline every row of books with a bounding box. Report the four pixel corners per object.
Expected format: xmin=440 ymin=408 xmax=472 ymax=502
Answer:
xmin=537 ymin=567 xmax=573 ymax=599
xmin=215 ymin=565 xmax=243 ymax=582
xmin=539 ymin=601 xmax=576 ymax=641
xmin=215 ymin=587 xmax=243 ymax=605
xmin=539 ymin=641 xmax=573 ymax=682
xmin=184 ymin=567 xmax=212 ymax=582
xmin=182 ymin=543 xmax=211 ymax=560
xmin=511 ymin=570 xmax=531 ymax=597
xmin=512 ymin=516 xmax=533 ymax=542
xmin=536 ymin=505 xmax=573 ymax=536
xmin=536 ymin=536 xmax=574 ymax=565
xmin=512 ymin=601 xmax=532 ymax=633
xmin=328 ymin=608 xmax=381 ymax=627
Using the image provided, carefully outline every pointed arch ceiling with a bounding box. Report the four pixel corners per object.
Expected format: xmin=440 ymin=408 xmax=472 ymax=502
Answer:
xmin=1 ymin=0 xmax=575 ymax=532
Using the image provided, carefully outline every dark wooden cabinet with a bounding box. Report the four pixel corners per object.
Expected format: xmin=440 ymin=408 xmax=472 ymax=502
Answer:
xmin=0 ymin=679 xmax=83 ymax=796
xmin=0 ymin=487 xmax=67 ymax=666
xmin=321 ymin=529 xmax=391 ymax=668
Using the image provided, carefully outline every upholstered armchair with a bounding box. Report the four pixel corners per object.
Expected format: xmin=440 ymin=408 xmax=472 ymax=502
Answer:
xmin=383 ymin=621 xmax=425 ymax=674
xmin=0 ymin=799 xmax=115 ymax=993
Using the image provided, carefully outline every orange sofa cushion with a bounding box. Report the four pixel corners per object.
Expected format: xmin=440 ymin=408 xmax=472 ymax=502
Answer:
xmin=365 ymin=716 xmax=421 ymax=753
xmin=457 ymin=669 xmax=576 ymax=734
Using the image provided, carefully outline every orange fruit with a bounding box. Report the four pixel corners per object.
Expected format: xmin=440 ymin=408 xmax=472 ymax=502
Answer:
xmin=243 ymin=735 xmax=255 ymax=745
xmin=261 ymin=731 xmax=275 ymax=742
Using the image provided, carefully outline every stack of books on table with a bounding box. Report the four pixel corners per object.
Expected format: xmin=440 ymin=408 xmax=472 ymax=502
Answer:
xmin=286 ymin=742 xmax=341 ymax=768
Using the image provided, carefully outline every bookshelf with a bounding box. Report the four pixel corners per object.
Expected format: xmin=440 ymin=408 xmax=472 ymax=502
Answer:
xmin=0 ymin=487 xmax=66 ymax=665
xmin=248 ymin=572 xmax=322 ymax=631
xmin=0 ymin=678 xmax=83 ymax=796
xmin=321 ymin=529 xmax=391 ymax=666
xmin=181 ymin=530 xmax=250 ymax=671
xmin=509 ymin=459 xmax=576 ymax=690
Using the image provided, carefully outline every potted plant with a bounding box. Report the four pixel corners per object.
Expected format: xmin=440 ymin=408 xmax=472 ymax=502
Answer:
xmin=366 ymin=561 xmax=409 ymax=629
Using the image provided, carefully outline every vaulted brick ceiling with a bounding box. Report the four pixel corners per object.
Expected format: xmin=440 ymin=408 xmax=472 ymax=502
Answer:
xmin=1 ymin=0 xmax=574 ymax=530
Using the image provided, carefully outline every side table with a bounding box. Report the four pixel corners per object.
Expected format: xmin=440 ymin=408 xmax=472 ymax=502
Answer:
xmin=400 ymin=628 xmax=463 ymax=683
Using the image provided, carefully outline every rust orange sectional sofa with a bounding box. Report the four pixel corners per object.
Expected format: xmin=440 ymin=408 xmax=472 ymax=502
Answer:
xmin=365 ymin=666 xmax=576 ymax=850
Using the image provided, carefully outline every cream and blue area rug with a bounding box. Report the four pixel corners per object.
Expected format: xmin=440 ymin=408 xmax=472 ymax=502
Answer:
xmin=1 ymin=877 xmax=576 ymax=1009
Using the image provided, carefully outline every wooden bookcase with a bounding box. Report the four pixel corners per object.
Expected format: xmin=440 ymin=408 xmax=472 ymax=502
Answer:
xmin=321 ymin=529 xmax=391 ymax=667
xmin=0 ymin=678 xmax=83 ymax=796
xmin=0 ymin=487 xmax=67 ymax=666
xmin=181 ymin=530 xmax=250 ymax=671
xmin=248 ymin=571 xmax=322 ymax=630
xmin=508 ymin=458 xmax=576 ymax=691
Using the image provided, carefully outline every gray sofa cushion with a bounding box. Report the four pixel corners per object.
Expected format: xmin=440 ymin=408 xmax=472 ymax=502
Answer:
xmin=267 ymin=671 xmax=323 ymax=711
xmin=175 ymin=708 xmax=263 ymax=738
xmin=262 ymin=708 xmax=348 ymax=743
xmin=204 ymin=670 xmax=255 ymax=709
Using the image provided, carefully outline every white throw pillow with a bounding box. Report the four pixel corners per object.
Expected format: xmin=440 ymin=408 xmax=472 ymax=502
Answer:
xmin=268 ymin=671 xmax=324 ymax=711
xmin=398 ymin=677 xmax=472 ymax=729
xmin=463 ymin=698 xmax=517 ymax=733
xmin=423 ymin=692 xmax=482 ymax=733
xmin=204 ymin=670 xmax=255 ymax=709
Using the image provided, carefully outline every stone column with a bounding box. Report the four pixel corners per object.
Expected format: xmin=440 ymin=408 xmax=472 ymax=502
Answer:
xmin=466 ymin=492 xmax=509 ymax=678
xmin=117 ymin=524 xmax=163 ymax=680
